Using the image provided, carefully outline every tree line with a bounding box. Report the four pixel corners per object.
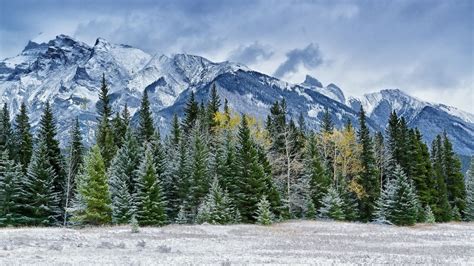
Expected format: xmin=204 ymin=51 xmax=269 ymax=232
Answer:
xmin=0 ymin=76 xmax=473 ymax=227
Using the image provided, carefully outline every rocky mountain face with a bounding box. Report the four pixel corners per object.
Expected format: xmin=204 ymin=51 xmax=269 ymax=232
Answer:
xmin=0 ymin=35 xmax=472 ymax=156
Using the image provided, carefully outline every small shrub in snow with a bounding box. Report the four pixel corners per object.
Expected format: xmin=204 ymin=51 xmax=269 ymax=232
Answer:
xmin=424 ymin=206 xmax=436 ymax=223
xmin=130 ymin=215 xmax=139 ymax=233
xmin=255 ymin=195 xmax=275 ymax=225
xmin=451 ymin=206 xmax=461 ymax=221
xmin=318 ymin=186 xmax=345 ymax=221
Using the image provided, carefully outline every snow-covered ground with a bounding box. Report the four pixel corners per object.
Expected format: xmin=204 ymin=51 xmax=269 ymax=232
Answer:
xmin=0 ymin=221 xmax=473 ymax=265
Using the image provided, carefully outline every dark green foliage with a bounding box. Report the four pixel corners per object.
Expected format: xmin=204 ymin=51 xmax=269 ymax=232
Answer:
xmin=0 ymin=103 xmax=14 ymax=159
xmin=138 ymin=90 xmax=155 ymax=143
xmin=188 ymin=127 xmax=211 ymax=217
xmin=375 ymin=165 xmax=418 ymax=226
xmin=0 ymin=151 xmax=24 ymax=226
xmin=206 ymin=83 xmax=221 ymax=133
xmin=171 ymin=114 xmax=181 ymax=146
xmin=182 ymin=91 xmax=199 ymax=134
xmin=64 ymin=117 xmax=84 ymax=224
xmin=357 ymin=106 xmax=379 ymax=222
xmin=14 ymin=102 xmax=33 ymax=173
xmin=235 ymin=115 xmax=279 ymax=222
xmin=442 ymin=133 xmax=466 ymax=215
xmin=135 ymin=145 xmax=167 ymax=225
xmin=21 ymin=140 xmax=61 ymax=226
xmin=196 ymin=178 xmax=235 ymax=224
xmin=97 ymin=73 xmax=111 ymax=119
xmin=431 ymin=136 xmax=452 ymax=222
xmin=108 ymin=128 xmax=141 ymax=224
xmin=305 ymin=134 xmax=330 ymax=210
xmin=37 ymin=102 xmax=66 ymax=211
xmin=321 ymin=107 xmax=333 ymax=133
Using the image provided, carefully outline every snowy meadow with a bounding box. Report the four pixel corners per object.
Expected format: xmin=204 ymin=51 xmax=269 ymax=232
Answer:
xmin=0 ymin=221 xmax=473 ymax=265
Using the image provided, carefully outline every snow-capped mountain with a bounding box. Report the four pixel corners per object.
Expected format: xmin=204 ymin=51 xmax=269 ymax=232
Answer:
xmin=0 ymin=35 xmax=472 ymax=156
xmin=349 ymin=89 xmax=474 ymax=155
xmin=300 ymin=75 xmax=346 ymax=103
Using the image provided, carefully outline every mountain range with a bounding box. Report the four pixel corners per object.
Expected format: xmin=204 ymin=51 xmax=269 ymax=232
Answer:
xmin=0 ymin=35 xmax=472 ymax=157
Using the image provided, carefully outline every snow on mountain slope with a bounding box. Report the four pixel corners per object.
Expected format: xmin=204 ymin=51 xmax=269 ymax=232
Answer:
xmin=349 ymin=89 xmax=474 ymax=155
xmin=300 ymin=75 xmax=345 ymax=103
xmin=0 ymin=35 xmax=472 ymax=156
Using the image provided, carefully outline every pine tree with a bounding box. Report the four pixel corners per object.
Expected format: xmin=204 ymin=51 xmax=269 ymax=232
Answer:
xmin=111 ymin=112 xmax=126 ymax=149
xmin=431 ymin=136 xmax=452 ymax=222
xmin=304 ymin=133 xmax=330 ymax=210
xmin=235 ymin=115 xmax=275 ymax=222
xmin=188 ymin=126 xmax=211 ymax=217
xmin=21 ymin=140 xmax=60 ymax=226
xmin=14 ymin=102 xmax=33 ymax=173
xmin=464 ymin=157 xmax=474 ymax=221
xmin=72 ymin=145 xmax=111 ymax=225
xmin=96 ymin=75 xmax=115 ymax=167
xmin=63 ymin=117 xmax=84 ymax=225
xmin=318 ymin=185 xmax=345 ymax=220
xmin=442 ymin=133 xmax=466 ymax=215
xmin=36 ymin=102 xmax=65 ymax=215
xmin=0 ymin=103 xmax=14 ymax=159
xmin=170 ymin=114 xmax=181 ymax=146
xmin=175 ymin=205 xmax=188 ymax=224
xmin=357 ymin=106 xmax=379 ymax=222
xmin=196 ymin=178 xmax=235 ymax=224
xmin=97 ymin=73 xmax=111 ymax=119
xmin=182 ymin=91 xmax=199 ymax=134
xmin=108 ymin=128 xmax=141 ymax=224
xmin=0 ymin=151 xmax=24 ymax=226
xmin=321 ymin=107 xmax=333 ymax=133
xmin=206 ymin=83 xmax=221 ymax=133
xmin=375 ymin=165 xmax=418 ymax=226
xmin=138 ymin=90 xmax=155 ymax=143
xmin=135 ymin=144 xmax=167 ymax=226
xmin=255 ymin=195 xmax=275 ymax=225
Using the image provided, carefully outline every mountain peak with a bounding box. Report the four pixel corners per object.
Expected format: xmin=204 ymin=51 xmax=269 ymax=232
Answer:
xmin=94 ymin=37 xmax=112 ymax=49
xmin=302 ymin=75 xmax=323 ymax=88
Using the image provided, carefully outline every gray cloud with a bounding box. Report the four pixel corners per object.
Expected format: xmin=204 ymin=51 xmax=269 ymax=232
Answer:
xmin=0 ymin=0 xmax=472 ymax=111
xmin=228 ymin=42 xmax=273 ymax=65
xmin=274 ymin=43 xmax=323 ymax=78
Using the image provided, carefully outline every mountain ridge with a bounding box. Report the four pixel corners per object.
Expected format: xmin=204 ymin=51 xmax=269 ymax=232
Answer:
xmin=0 ymin=35 xmax=472 ymax=156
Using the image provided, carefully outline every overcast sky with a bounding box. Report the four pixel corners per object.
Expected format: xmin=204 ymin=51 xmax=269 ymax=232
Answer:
xmin=1 ymin=0 xmax=472 ymax=112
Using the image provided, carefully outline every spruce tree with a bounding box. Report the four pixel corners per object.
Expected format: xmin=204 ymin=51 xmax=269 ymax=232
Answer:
xmin=321 ymin=107 xmax=333 ymax=133
xmin=318 ymin=185 xmax=345 ymax=220
xmin=188 ymin=126 xmax=211 ymax=217
xmin=135 ymin=144 xmax=167 ymax=226
xmin=442 ymin=133 xmax=466 ymax=215
xmin=357 ymin=106 xmax=379 ymax=222
xmin=235 ymin=115 xmax=275 ymax=222
xmin=96 ymin=75 xmax=115 ymax=167
xmin=108 ymin=128 xmax=141 ymax=224
xmin=72 ymin=145 xmax=111 ymax=225
xmin=21 ymin=140 xmax=60 ymax=226
xmin=304 ymin=133 xmax=330 ymax=210
xmin=36 ymin=102 xmax=65 ymax=214
xmin=255 ymin=195 xmax=275 ymax=225
xmin=375 ymin=165 xmax=418 ymax=226
xmin=196 ymin=178 xmax=235 ymax=224
xmin=431 ymin=136 xmax=452 ymax=221
xmin=0 ymin=151 xmax=24 ymax=226
xmin=182 ymin=91 xmax=199 ymax=134
xmin=171 ymin=114 xmax=181 ymax=146
xmin=63 ymin=117 xmax=84 ymax=225
xmin=0 ymin=103 xmax=14 ymax=159
xmin=111 ymin=112 xmax=126 ymax=149
xmin=464 ymin=157 xmax=474 ymax=221
xmin=14 ymin=102 xmax=33 ymax=173
xmin=206 ymin=83 xmax=221 ymax=133
xmin=138 ymin=90 xmax=155 ymax=143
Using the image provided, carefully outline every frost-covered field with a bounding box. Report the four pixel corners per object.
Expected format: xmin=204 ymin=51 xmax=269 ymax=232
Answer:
xmin=0 ymin=221 xmax=473 ymax=265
